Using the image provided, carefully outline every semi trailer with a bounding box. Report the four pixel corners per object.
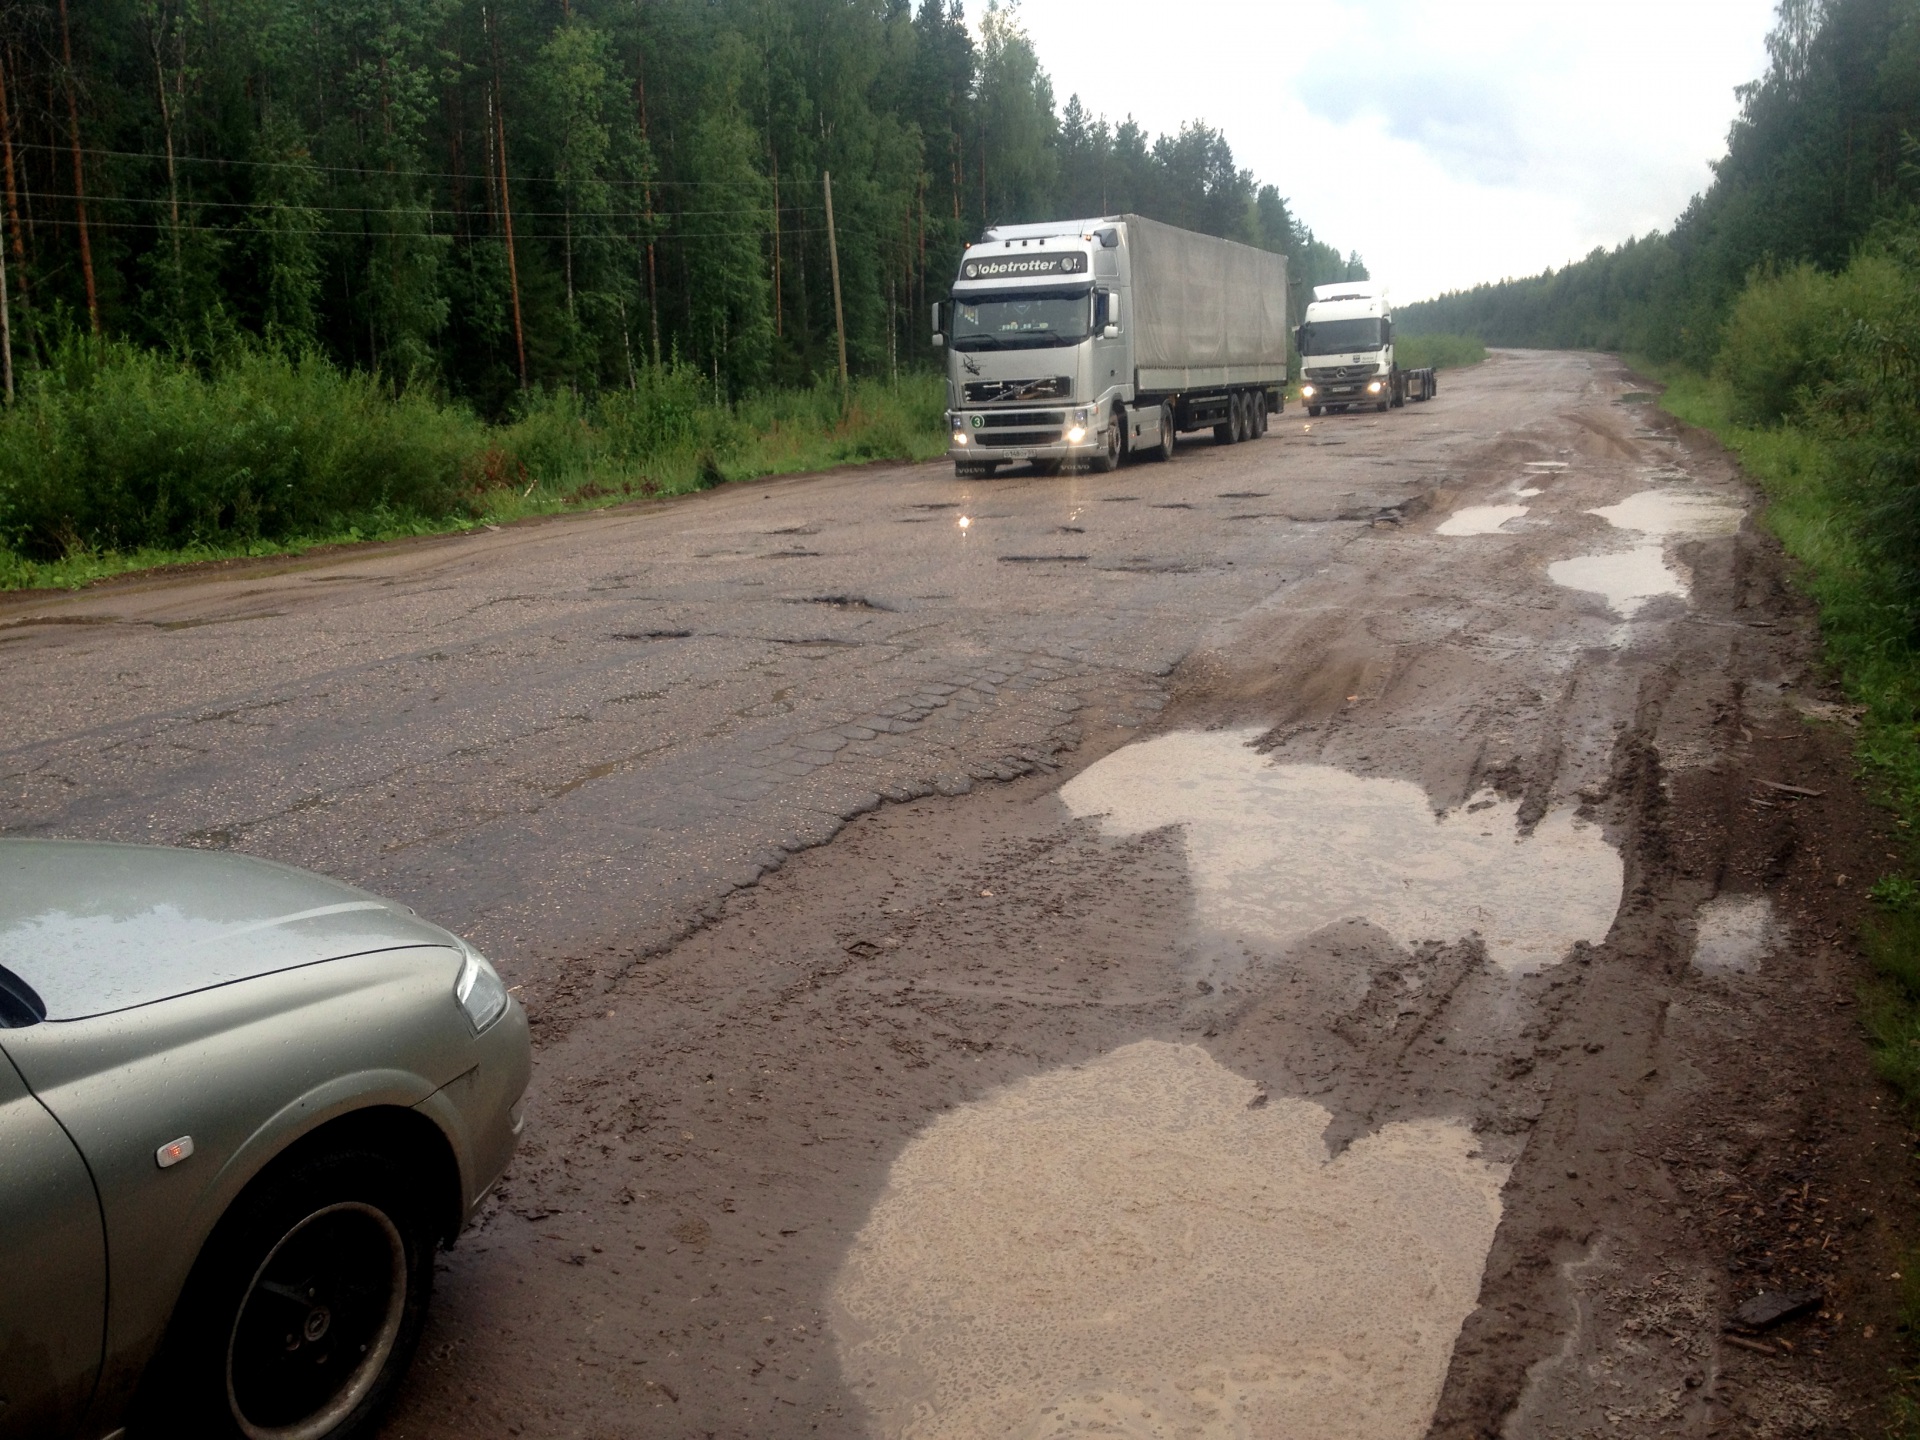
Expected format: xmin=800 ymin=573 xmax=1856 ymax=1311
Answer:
xmin=933 ymin=214 xmax=1289 ymax=477
xmin=1295 ymin=280 xmax=1437 ymax=416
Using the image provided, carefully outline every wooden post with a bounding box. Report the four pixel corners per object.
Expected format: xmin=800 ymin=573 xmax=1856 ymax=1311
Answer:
xmin=487 ymin=5 xmax=528 ymax=390
xmin=823 ymin=170 xmax=847 ymax=388
xmin=56 ymin=0 xmax=97 ymax=333
xmin=0 ymin=222 xmax=14 ymax=402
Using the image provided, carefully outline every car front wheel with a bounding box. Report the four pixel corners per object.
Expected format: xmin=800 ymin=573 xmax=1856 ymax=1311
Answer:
xmin=156 ymin=1146 xmax=434 ymax=1440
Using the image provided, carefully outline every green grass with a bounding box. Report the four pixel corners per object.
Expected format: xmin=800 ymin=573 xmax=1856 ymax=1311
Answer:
xmin=1395 ymin=333 xmax=1489 ymax=371
xmin=0 ymin=345 xmax=946 ymax=592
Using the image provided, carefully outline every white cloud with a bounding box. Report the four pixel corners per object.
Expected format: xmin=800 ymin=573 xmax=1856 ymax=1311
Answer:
xmin=972 ymin=0 xmax=1776 ymax=300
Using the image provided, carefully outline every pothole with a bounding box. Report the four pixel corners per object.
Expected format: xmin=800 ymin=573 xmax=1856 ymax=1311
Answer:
xmin=1588 ymin=490 xmax=1742 ymax=536
xmin=1437 ymin=504 xmax=1528 ymax=537
xmin=833 ymin=1040 xmax=1508 ymax=1440
xmin=1058 ymin=729 xmax=1621 ymax=973
xmin=1547 ymin=546 xmax=1685 ymax=617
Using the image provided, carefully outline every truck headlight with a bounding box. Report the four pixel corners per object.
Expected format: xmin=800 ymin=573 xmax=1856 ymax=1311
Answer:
xmin=1299 ymin=384 xmax=1316 ymax=398
xmin=953 ymin=431 xmax=968 ymax=445
xmin=1066 ymin=426 xmax=1086 ymax=443
xmin=1072 ymin=407 xmax=1091 ymax=426
xmin=455 ymin=945 xmax=509 ymax=1034
xmin=1367 ymin=380 xmax=1383 ymax=393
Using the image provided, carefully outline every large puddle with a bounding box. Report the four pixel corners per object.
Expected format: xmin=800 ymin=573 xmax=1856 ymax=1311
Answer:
xmin=832 ymin=1041 xmax=1508 ymax=1440
xmin=1546 ymin=545 xmax=1684 ymax=617
xmin=1549 ymin=487 xmax=1744 ymax=617
xmin=1058 ymin=730 xmax=1621 ymax=973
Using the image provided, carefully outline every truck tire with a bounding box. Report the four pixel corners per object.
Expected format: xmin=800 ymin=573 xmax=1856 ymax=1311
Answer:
xmin=1253 ymin=390 xmax=1269 ymax=436
xmin=1153 ymin=404 xmax=1175 ymax=462
xmin=1091 ymin=417 xmax=1122 ymax=473
xmin=1234 ymin=392 xmax=1251 ymax=442
xmin=1307 ymin=405 xmax=1322 ymax=418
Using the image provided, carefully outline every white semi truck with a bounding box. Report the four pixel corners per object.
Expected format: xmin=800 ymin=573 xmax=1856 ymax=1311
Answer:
xmin=934 ymin=214 xmax=1289 ymax=477
xmin=1294 ymin=280 xmax=1436 ymax=416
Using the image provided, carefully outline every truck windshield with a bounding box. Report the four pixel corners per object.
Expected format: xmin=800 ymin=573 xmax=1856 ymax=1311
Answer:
xmin=1300 ymin=318 xmax=1383 ymax=354
xmin=951 ymin=288 xmax=1091 ymax=350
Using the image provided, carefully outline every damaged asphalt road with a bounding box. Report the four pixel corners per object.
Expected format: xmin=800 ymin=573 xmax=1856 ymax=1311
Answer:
xmin=3 ymin=350 xmax=1914 ymax=1437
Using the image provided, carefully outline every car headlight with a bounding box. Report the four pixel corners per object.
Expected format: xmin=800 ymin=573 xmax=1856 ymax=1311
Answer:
xmin=454 ymin=946 xmax=509 ymax=1034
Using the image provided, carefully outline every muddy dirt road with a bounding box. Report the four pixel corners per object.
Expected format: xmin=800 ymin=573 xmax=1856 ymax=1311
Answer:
xmin=5 ymin=350 xmax=1915 ymax=1438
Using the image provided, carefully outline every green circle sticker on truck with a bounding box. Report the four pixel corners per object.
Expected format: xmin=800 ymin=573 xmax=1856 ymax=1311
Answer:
xmin=970 ymin=415 xmax=984 ymax=429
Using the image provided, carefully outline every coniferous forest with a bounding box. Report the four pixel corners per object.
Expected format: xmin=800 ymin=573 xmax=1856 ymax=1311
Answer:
xmin=1 ymin=0 xmax=1353 ymax=410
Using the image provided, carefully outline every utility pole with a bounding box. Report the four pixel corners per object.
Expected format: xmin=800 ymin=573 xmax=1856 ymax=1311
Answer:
xmin=486 ymin=5 xmax=528 ymax=390
xmin=56 ymin=0 xmax=97 ymax=333
xmin=0 ymin=216 xmax=14 ymax=402
xmin=823 ymin=170 xmax=847 ymax=389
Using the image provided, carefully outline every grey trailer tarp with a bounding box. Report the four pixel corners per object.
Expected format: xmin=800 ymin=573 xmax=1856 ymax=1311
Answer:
xmin=1120 ymin=213 xmax=1289 ymax=393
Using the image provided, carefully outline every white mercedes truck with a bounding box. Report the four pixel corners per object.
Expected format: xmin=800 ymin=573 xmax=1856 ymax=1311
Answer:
xmin=1294 ymin=280 xmax=1436 ymax=416
xmin=933 ymin=214 xmax=1289 ymax=477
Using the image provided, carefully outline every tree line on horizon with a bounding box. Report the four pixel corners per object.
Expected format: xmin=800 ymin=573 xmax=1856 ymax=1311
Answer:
xmin=0 ymin=0 xmax=1360 ymax=414
xmin=1399 ymin=0 xmax=1919 ymax=365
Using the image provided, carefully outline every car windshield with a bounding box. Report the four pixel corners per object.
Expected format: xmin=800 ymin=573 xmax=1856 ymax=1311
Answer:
xmin=1300 ymin=318 xmax=1383 ymax=354
xmin=951 ymin=288 xmax=1092 ymax=350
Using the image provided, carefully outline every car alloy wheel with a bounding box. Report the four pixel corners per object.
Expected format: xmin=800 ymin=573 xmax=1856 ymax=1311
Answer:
xmin=226 ymin=1201 xmax=409 ymax=1440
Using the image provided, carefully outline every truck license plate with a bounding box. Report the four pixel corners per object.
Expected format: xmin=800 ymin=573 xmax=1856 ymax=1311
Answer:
xmin=1002 ymin=448 xmax=1031 ymax=459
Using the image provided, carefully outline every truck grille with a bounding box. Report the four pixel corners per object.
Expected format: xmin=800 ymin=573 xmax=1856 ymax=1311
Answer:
xmin=965 ymin=376 xmax=1071 ymax=404
xmin=1305 ymin=364 xmax=1378 ymax=381
xmin=974 ymin=409 xmax=1065 ymax=446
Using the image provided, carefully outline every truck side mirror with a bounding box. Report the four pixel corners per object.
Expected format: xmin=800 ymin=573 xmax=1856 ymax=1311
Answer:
xmin=932 ymin=332 xmax=945 ymax=348
xmin=931 ymin=302 xmax=946 ymax=347
xmin=1382 ymin=319 xmax=1393 ymax=344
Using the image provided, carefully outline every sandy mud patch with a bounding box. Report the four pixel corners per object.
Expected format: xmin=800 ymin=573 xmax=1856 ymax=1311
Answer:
xmin=1436 ymin=505 xmax=1528 ymax=537
xmin=832 ymin=1041 xmax=1507 ymax=1440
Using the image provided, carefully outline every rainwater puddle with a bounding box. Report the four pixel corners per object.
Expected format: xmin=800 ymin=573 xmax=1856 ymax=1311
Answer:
xmin=1514 ymin=486 xmax=1543 ymax=498
xmin=1589 ymin=490 xmax=1742 ymax=536
xmin=1058 ymin=730 xmax=1621 ymax=973
xmin=1437 ymin=504 xmax=1528 ymax=537
xmin=1693 ymin=894 xmax=1778 ymax=973
xmin=1548 ymin=487 xmax=1743 ymax=617
xmin=832 ymin=1040 xmax=1507 ymax=1440
xmin=1546 ymin=546 xmax=1684 ymax=617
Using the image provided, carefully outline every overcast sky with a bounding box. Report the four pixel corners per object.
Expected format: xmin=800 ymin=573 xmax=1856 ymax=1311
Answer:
xmin=969 ymin=0 xmax=1778 ymax=302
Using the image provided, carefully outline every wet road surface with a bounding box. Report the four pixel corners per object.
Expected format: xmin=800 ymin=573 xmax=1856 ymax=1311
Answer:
xmin=4 ymin=351 xmax=1912 ymax=1437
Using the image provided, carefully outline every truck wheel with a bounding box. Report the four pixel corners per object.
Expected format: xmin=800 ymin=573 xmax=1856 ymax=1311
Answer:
xmin=1153 ymin=404 xmax=1175 ymax=462
xmin=1375 ymin=397 xmax=1389 ymax=413
xmin=1307 ymin=405 xmax=1322 ymax=418
xmin=1234 ymin=393 xmax=1251 ymax=442
xmin=1091 ymin=418 xmax=1122 ymax=473
xmin=1253 ymin=391 xmax=1269 ymax=436
xmin=1213 ymin=408 xmax=1235 ymax=444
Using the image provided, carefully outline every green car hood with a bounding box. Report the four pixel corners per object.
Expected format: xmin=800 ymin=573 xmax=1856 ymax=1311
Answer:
xmin=0 ymin=841 xmax=455 ymax=1021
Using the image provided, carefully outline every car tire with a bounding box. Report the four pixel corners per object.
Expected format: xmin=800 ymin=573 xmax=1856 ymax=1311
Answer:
xmin=153 ymin=1145 xmax=435 ymax=1440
